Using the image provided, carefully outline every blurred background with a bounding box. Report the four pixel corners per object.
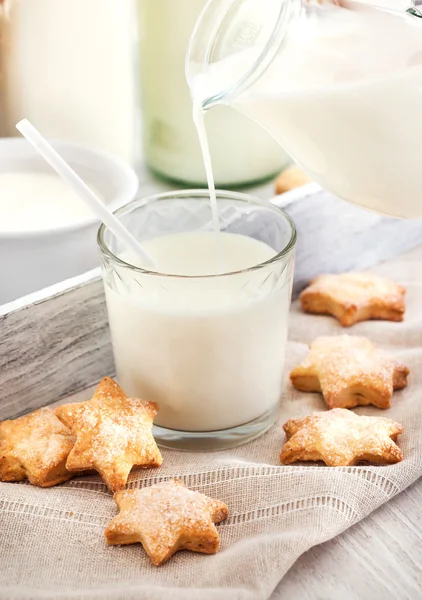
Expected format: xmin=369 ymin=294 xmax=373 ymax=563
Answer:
xmin=0 ymin=0 xmax=294 ymax=304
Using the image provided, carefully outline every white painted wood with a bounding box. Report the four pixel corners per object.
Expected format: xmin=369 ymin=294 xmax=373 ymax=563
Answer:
xmin=0 ymin=273 xmax=114 ymax=420
xmin=272 ymin=189 xmax=422 ymax=295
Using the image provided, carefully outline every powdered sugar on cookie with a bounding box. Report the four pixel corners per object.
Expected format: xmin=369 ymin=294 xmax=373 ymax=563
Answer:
xmin=105 ymin=479 xmax=228 ymax=566
xmin=290 ymin=335 xmax=409 ymax=410
xmin=0 ymin=407 xmax=75 ymax=487
xmin=55 ymin=377 xmax=162 ymax=492
xmin=280 ymin=408 xmax=404 ymax=467
xmin=300 ymin=272 xmax=406 ymax=326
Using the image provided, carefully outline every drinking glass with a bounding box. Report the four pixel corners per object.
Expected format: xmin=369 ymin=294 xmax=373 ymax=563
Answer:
xmin=98 ymin=190 xmax=296 ymax=451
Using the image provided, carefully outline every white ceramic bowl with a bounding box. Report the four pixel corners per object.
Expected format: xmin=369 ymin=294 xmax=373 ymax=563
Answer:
xmin=0 ymin=139 xmax=138 ymax=304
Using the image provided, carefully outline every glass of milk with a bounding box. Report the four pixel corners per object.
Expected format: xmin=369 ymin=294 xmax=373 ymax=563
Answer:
xmin=98 ymin=191 xmax=296 ymax=451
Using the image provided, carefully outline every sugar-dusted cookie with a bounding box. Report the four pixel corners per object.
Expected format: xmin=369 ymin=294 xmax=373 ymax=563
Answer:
xmin=55 ymin=377 xmax=162 ymax=492
xmin=290 ymin=335 xmax=409 ymax=410
xmin=105 ymin=479 xmax=228 ymax=566
xmin=280 ymin=408 xmax=404 ymax=467
xmin=0 ymin=408 xmax=75 ymax=487
xmin=300 ymin=272 xmax=406 ymax=326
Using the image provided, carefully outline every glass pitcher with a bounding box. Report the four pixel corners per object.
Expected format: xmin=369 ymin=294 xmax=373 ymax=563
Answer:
xmin=186 ymin=0 xmax=422 ymax=218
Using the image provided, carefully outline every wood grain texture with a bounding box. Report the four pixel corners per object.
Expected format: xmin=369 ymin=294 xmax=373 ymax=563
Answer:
xmin=0 ymin=274 xmax=114 ymax=421
xmin=274 ymin=187 xmax=422 ymax=296
xmin=272 ymin=478 xmax=422 ymax=600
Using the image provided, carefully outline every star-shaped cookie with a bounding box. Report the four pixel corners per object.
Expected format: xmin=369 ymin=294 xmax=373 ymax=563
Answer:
xmin=0 ymin=408 xmax=75 ymax=487
xmin=290 ymin=335 xmax=409 ymax=409
xmin=105 ymin=479 xmax=228 ymax=565
xmin=280 ymin=408 xmax=404 ymax=467
xmin=55 ymin=377 xmax=162 ymax=492
xmin=300 ymin=272 xmax=406 ymax=326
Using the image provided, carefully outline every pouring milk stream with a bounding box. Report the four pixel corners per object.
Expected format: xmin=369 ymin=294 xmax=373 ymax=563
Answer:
xmin=188 ymin=0 xmax=422 ymax=220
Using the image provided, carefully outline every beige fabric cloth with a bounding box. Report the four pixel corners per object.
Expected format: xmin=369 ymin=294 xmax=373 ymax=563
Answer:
xmin=1 ymin=248 xmax=422 ymax=600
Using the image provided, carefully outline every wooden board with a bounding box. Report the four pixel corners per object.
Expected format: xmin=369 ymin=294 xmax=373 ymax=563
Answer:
xmin=0 ymin=270 xmax=113 ymax=420
xmin=274 ymin=185 xmax=422 ymax=294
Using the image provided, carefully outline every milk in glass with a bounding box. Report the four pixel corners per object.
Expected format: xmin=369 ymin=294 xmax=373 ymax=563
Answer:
xmin=104 ymin=231 xmax=292 ymax=432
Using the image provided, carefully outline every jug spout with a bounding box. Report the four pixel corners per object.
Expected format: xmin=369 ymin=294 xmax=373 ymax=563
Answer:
xmin=186 ymin=0 xmax=301 ymax=109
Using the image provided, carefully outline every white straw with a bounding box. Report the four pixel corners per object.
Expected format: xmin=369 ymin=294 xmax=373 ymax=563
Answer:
xmin=16 ymin=119 xmax=156 ymax=268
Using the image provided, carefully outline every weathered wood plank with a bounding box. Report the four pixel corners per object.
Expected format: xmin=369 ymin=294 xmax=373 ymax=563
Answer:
xmin=274 ymin=186 xmax=422 ymax=295
xmin=0 ymin=270 xmax=114 ymax=420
